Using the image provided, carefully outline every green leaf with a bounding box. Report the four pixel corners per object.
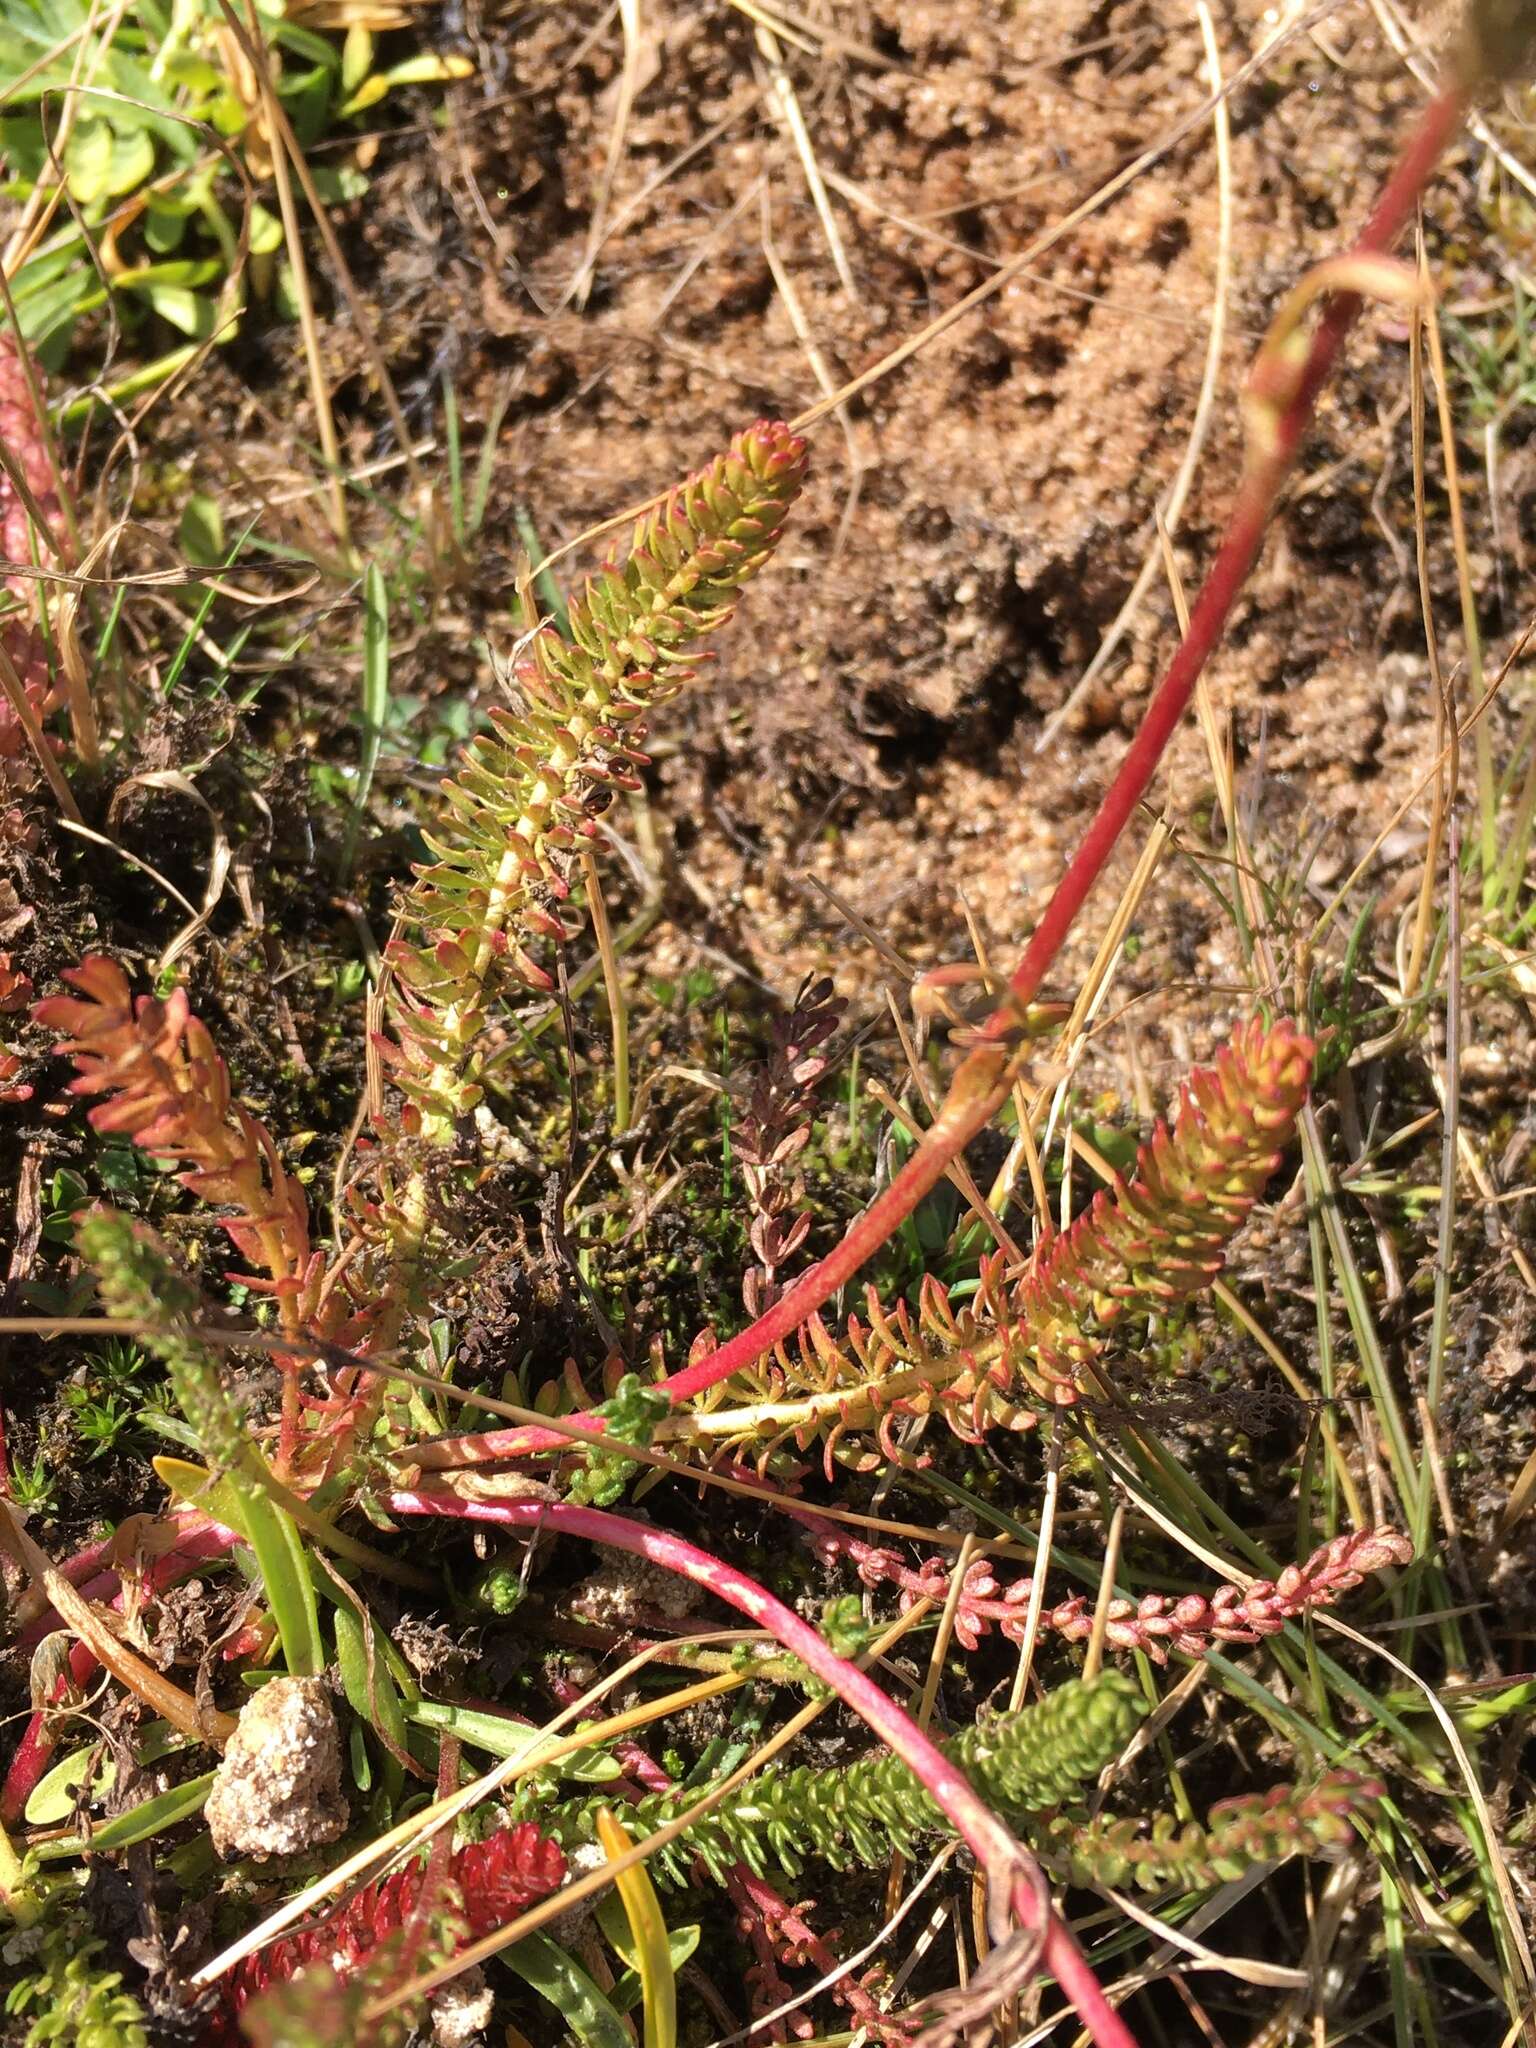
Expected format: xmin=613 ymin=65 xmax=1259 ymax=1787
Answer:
xmin=235 ymin=1493 xmax=323 ymax=1676
xmin=140 ymin=282 xmax=215 ymax=338
xmin=162 ymin=51 xmax=226 ymax=95
xmin=333 ymin=1601 xmax=412 ymax=1763
xmin=348 ymin=1716 xmax=372 ymax=1790
xmin=308 ymin=164 xmax=369 ymax=205
xmin=335 ymin=73 xmax=388 ymax=116
xmin=64 ymin=118 xmax=154 ymax=204
xmin=24 ymin=1745 xmax=115 ymax=1825
xmin=599 ymin=1918 xmax=700 ymax=2015
xmin=593 ymin=1892 xmax=704 ymax=1990
xmin=33 ymin=1772 xmax=214 ymax=1858
xmin=339 ymin=50 xmax=472 ymax=116
xmin=404 ymin=1700 xmax=621 ymax=1781
xmin=249 ymin=200 xmax=284 ymax=256
xmin=502 ymin=1932 xmax=632 ymax=2048
xmin=144 ymin=198 xmax=190 ymax=254
xmin=178 ymin=492 xmax=225 ymax=567
xmin=340 ymin=21 xmax=372 ymax=94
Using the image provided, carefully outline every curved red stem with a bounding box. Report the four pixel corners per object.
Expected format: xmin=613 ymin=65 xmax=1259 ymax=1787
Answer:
xmin=389 ymin=1488 xmax=1141 ymax=2048
xmin=411 ymin=77 xmax=1467 ymax=1473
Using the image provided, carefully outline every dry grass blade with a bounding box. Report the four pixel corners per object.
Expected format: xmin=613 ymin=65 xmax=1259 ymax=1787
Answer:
xmin=106 ymin=770 xmax=233 ymax=975
xmin=759 ymin=187 xmax=865 ymax=555
xmin=567 ymin=0 xmax=644 ymax=309
xmin=1038 ymin=0 xmax=1234 ymax=749
xmin=753 ymin=21 xmax=854 ymax=298
xmin=1401 ymin=222 xmax=1453 ymax=1007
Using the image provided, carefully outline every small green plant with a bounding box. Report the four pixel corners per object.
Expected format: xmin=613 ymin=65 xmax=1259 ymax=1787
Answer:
xmin=0 ymin=0 xmax=469 ymax=371
xmin=4 ymin=1915 xmax=148 ymax=2046
xmin=6 ymin=1449 xmax=58 ymax=1516
xmin=58 ymin=1336 xmax=164 ymax=1459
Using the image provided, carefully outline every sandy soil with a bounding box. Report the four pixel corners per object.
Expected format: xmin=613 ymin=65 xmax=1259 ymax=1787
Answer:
xmin=283 ymin=0 xmax=1518 ymax=1065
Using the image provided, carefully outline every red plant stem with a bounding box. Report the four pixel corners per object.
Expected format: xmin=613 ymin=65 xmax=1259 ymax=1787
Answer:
xmin=18 ymin=1519 xmax=238 ymax=1652
xmin=387 ymin=1489 xmax=1140 ymax=2048
xmin=1 ymin=1638 xmax=98 ymax=1823
xmin=546 ymin=1670 xmax=675 ymax=1796
xmin=15 ymin=1520 xmax=190 ymax=1624
xmin=727 ymin=1863 xmax=887 ymax=2041
xmin=413 ymin=79 xmax=1468 ymax=1473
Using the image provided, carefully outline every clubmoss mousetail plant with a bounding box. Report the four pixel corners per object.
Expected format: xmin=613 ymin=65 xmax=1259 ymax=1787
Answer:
xmin=378 ymin=418 xmax=809 ymax=1142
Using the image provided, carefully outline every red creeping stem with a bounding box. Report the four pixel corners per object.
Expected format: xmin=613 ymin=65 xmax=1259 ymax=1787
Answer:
xmin=801 ymin=1516 xmax=1413 ymax=1660
xmin=546 ymin=1670 xmax=675 ymax=1796
xmin=412 ymin=79 xmax=1468 ymax=1471
xmin=17 ymin=1517 xmax=238 ymax=1651
xmin=1 ymin=1638 xmax=97 ymax=1824
xmin=388 ymin=1490 xmax=1140 ymax=2048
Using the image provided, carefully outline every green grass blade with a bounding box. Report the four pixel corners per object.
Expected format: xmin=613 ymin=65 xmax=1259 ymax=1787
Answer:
xmin=502 ymin=1931 xmax=633 ymax=2048
xmin=34 ymin=1773 xmax=214 ymax=1859
xmin=337 ymin=560 xmax=389 ymax=880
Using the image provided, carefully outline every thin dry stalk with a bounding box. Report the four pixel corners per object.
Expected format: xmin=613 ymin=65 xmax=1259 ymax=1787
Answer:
xmin=0 ymin=1496 xmax=234 ymax=1746
xmin=214 ymin=0 xmax=431 ymax=522
xmin=580 ymin=845 xmax=631 ymax=1135
xmin=754 ymin=21 xmax=855 ymax=296
xmin=1419 ymin=238 xmax=1492 ymax=880
xmin=1040 ymin=0 xmax=1234 ymax=748
xmin=1310 ymin=619 xmax=1534 ymax=952
xmin=568 ymin=0 xmax=643 ymax=309
xmin=0 ymin=0 xmax=126 ymax=279
xmin=1007 ymin=1421 xmax=1063 ymax=1711
xmin=1321 ymin=1609 xmax=1536 ymax=2020
xmin=956 ymin=897 xmax=1050 ymax=1234
xmin=882 ymin=989 xmax=1025 ymax=1261
xmin=759 ymin=186 xmax=865 ymax=556
xmin=1082 ymin=1503 xmax=1127 ymax=1683
xmin=1402 ymin=224 xmax=1452 ymax=1005
xmin=864 ymin=1074 xmax=1021 ymax=1259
